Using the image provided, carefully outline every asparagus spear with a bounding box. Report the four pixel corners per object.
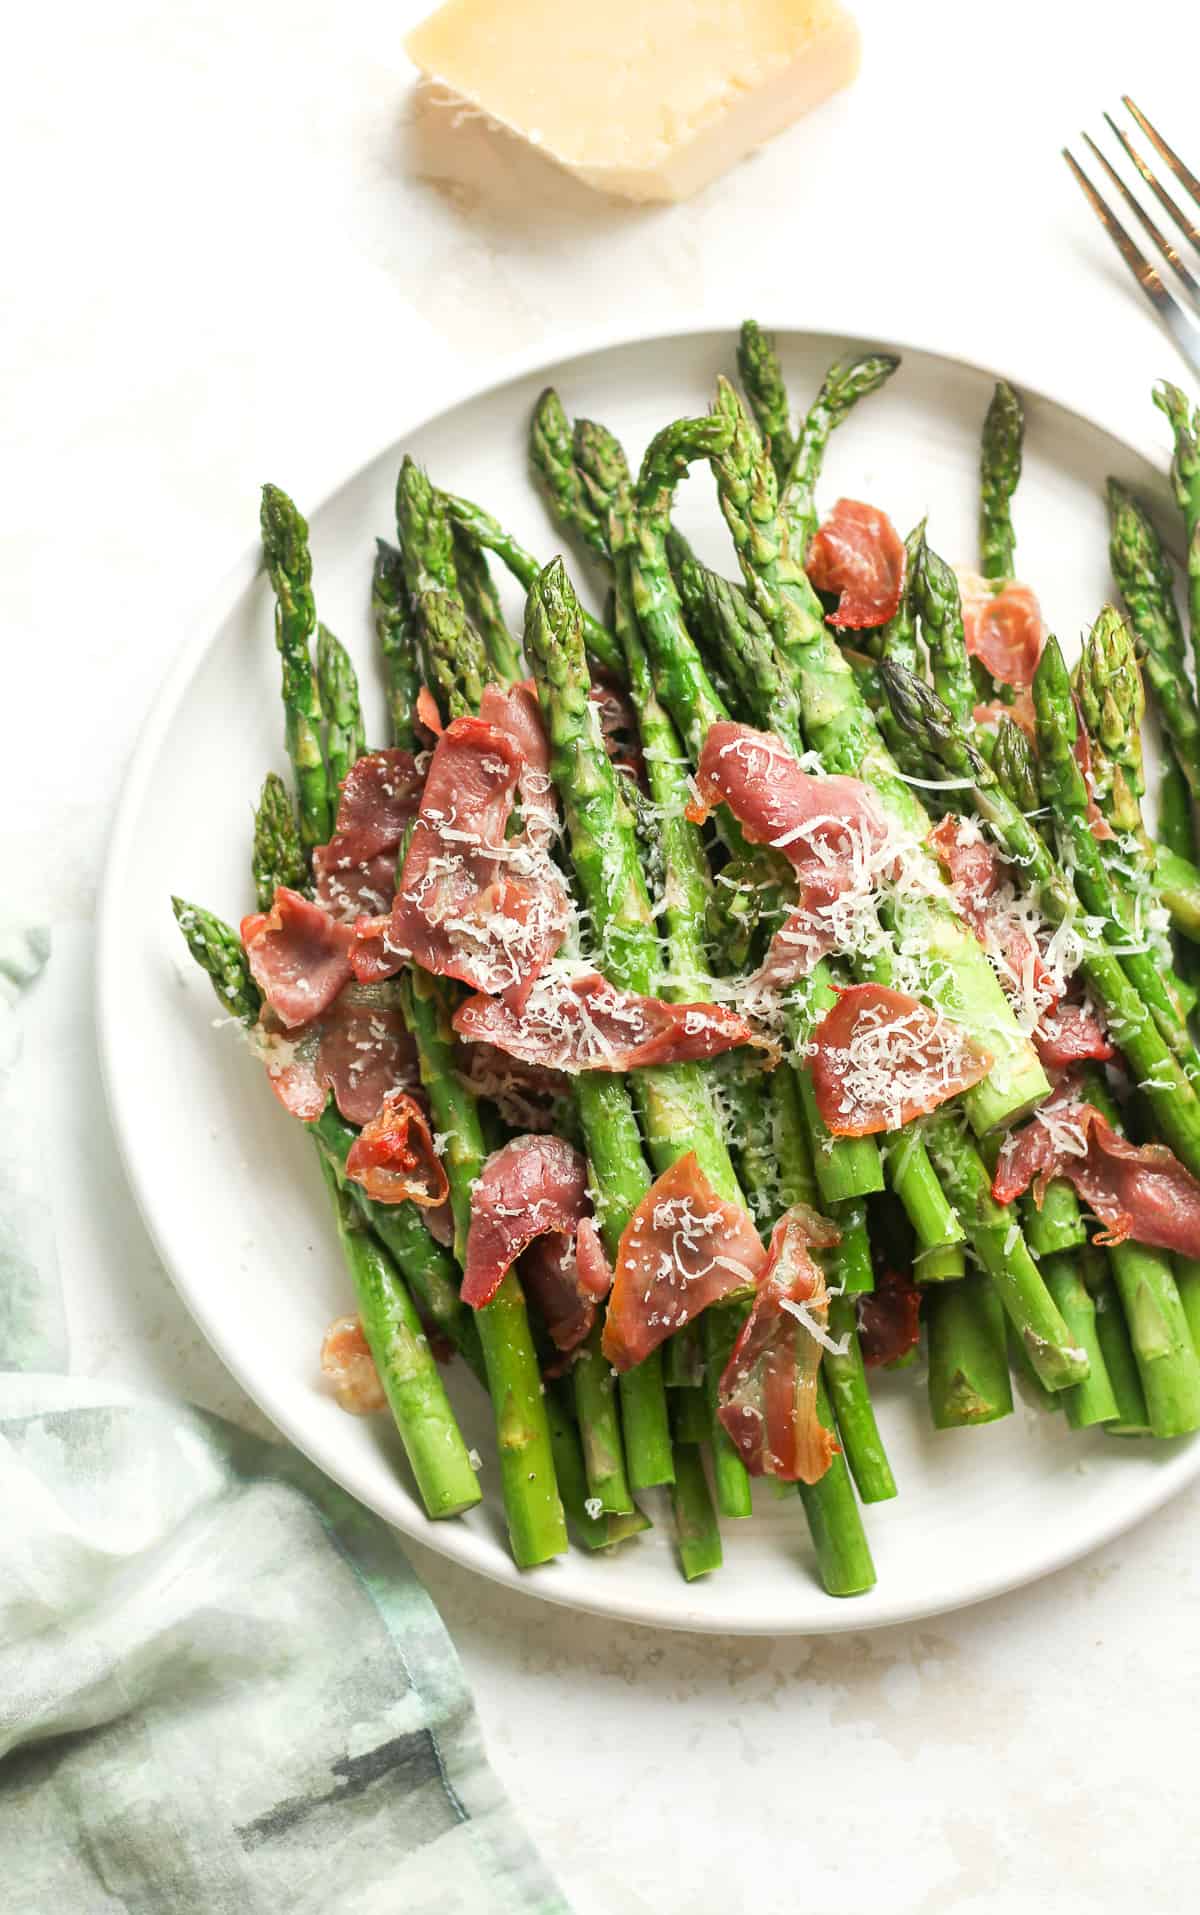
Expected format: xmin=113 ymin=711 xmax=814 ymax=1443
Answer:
xmin=783 ymin=349 xmax=901 ymax=559
xmin=171 ymin=899 xmax=482 ymax=1519
xmin=1157 ymin=842 xmax=1200 ymax=943
xmin=707 ymin=376 xmax=1050 ymax=1135
xmin=1083 ymin=1246 xmax=1152 ymax=1438
xmin=1153 ymin=381 xmax=1200 ymax=682
xmin=318 ymin=1153 xmax=482 ymax=1516
xmin=1077 ymin=1074 xmax=1200 ymax=1438
xmin=441 ymin=489 xmax=626 ymax=679
xmin=979 ymin=380 xmax=1023 ymax=584
xmin=880 ymin=666 xmax=1200 ymax=1177
xmin=530 ymin=389 xmax=611 ymax=563
xmin=926 ymin=1275 xmax=1012 ymax=1427
xmin=316 ymin=624 xmax=366 ymax=794
xmin=914 ymin=538 xmax=986 ymax=719
xmin=260 ymin=484 xmax=333 ymax=852
xmin=525 ymin=557 xmax=753 ymax=1516
xmin=736 ymin=320 xmax=796 ymax=486
xmin=1031 ymin=631 xmax=1200 ymax=1082
xmin=249 ymin=771 xmax=307 ymax=911
xmin=453 ymin=525 xmax=525 ymax=683
xmin=400 ymin=966 xmax=568 ymax=1565
xmin=373 ymin=540 xmax=423 ymax=753
xmin=1107 ymin=477 xmax=1200 ymax=801
xmin=416 ymin=587 xmax=493 ymax=720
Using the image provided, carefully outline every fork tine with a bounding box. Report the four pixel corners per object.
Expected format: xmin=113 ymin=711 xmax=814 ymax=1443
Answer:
xmin=1103 ymin=112 xmax=1200 ymax=261
xmin=1063 ymin=145 xmax=1200 ymax=379
xmin=1082 ymin=131 xmax=1200 ymax=300
xmin=1124 ymin=96 xmax=1200 ymax=216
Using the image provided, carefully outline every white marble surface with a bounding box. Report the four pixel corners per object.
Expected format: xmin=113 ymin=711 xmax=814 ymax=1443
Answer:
xmin=7 ymin=2 xmax=1200 ymax=1908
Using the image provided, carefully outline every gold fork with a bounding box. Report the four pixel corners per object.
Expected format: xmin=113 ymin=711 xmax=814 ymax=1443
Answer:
xmin=1064 ymin=96 xmax=1200 ymax=379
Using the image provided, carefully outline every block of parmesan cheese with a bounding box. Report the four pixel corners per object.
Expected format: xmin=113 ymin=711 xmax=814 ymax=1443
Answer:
xmin=405 ymin=0 xmax=860 ymax=203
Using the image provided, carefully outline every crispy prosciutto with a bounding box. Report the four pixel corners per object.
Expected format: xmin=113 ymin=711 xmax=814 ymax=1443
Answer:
xmin=478 ymin=679 xmax=558 ymax=848
xmin=973 ymin=688 xmax=1036 ymax=740
xmin=242 ymin=887 xmax=355 ymax=1029
xmin=344 ymin=1089 xmax=449 ymax=1208
xmin=858 ymin=1267 xmax=922 ymax=1368
xmin=520 ymin=1217 xmax=614 ymax=1366
xmin=350 ymin=714 xmax=569 ymax=1010
xmin=717 ymin=1204 xmax=842 ymax=1483
xmin=602 ymin=1153 xmax=766 ymax=1370
xmin=255 ymin=984 xmax=418 ymax=1126
xmin=320 ymin=1317 xmax=386 ymax=1415
xmin=955 ymin=570 xmax=1046 ymax=689
xmin=687 ymin=722 xmax=892 ymax=979
xmin=929 ymin=816 xmax=1112 ymax=1069
xmin=457 ymin=1040 xmax=571 ymax=1133
xmin=452 ymin=968 xmax=767 ymax=1073
xmin=993 ymin=1074 xmax=1200 ymax=1255
xmin=313 ymin=748 xmax=424 ymax=921
xmin=808 ymin=983 xmax=991 ymax=1136
xmin=806 ymin=499 xmax=906 ymax=630
xmin=461 ymin=1137 xmax=611 ymax=1361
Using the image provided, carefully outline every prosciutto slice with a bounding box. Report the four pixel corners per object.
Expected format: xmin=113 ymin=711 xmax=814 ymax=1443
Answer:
xmin=452 ymin=969 xmax=767 ymax=1073
xmin=255 ymin=984 xmax=418 ymax=1126
xmin=461 ymin=1136 xmax=611 ymax=1362
xmin=457 ymin=1040 xmax=572 ymax=1133
xmin=519 ymin=1217 xmax=614 ymax=1365
xmin=478 ymin=679 xmax=558 ymax=848
xmin=717 ymin=1204 xmax=842 ymax=1483
xmin=351 ymin=714 xmax=570 ymax=1010
xmin=806 ymin=499 xmax=906 ymax=630
xmin=808 ymin=983 xmax=992 ymax=1136
xmin=320 ymin=1317 xmax=387 ymax=1415
xmin=930 ymin=816 xmax=1112 ymax=1069
xmin=344 ymin=1090 xmax=449 ymax=1208
xmin=858 ymin=1267 xmax=922 ymax=1368
xmin=313 ymin=748 xmax=424 ymax=921
xmin=955 ymin=570 xmax=1046 ymax=689
xmin=602 ymin=1154 xmax=766 ymax=1370
xmin=993 ymin=1075 xmax=1200 ymax=1255
xmin=242 ymin=887 xmax=355 ymax=1029
xmin=687 ymin=722 xmax=893 ymax=979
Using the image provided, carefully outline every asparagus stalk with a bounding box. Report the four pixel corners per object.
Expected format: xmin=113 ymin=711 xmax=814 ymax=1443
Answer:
xmin=979 ymin=379 xmax=1023 ymax=584
xmin=416 ymin=587 xmax=494 ymax=720
xmin=926 ymin=1275 xmax=1013 ymax=1427
xmin=524 ymin=557 xmax=752 ymax=1514
xmin=1031 ymin=631 xmax=1200 ymax=1081
xmin=400 ymin=966 xmax=568 ymax=1566
xmin=530 ymin=389 xmax=611 ymax=562
xmin=1107 ymin=477 xmax=1200 ymax=800
xmin=736 ymin=320 xmax=796 ymax=486
xmin=707 ymin=377 xmax=1050 ymax=1135
xmin=915 ymin=538 xmax=986 ymax=720
xmin=796 ymin=1375 xmax=877 ymax=1596
xmin=1157 ymin=843 xmax=1200 ymax=943
xmin=669 ymin=1414 xmax=723 ymax=1581
xmin=172 ymin=899 xmax=482 ymax=1521
xmin=1153 ymin=381 xmax=1200 ymax=684
xmin=318 ymin=1153 xmax=482 ymax=1516
xmin=251 ymin=772 xmax=307 ymax=911
xmin=882 ymin=667 xmax=1200 ymax=1177
xmin=453 ymin=525 xmax=525 ymax=682
xmin=1083 ymin=1247 xmax=1152 ymax=1436
xmin=1039 ymin=1252 xmax=1118 ymax=1430
xmin=316 ymin=624 xmax=366 ymax=794
xmin=782 ymin=348 xmax=901 ymax=559
xmin=373 ymin=539 xmax=423 ymax=753
xmin=260 ymin=484 xmax=332 ymax=852
xmin=441 ymin=488 xmax=625 ymax=679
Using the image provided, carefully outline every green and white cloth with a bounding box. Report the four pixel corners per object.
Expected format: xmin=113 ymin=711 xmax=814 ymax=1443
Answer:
xmin=0 ymin=929 xmax=568 ymax=1915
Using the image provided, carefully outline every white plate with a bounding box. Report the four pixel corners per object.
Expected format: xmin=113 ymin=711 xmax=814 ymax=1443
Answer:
xmin=97 ymin=323 xmax=1197 ymax=1635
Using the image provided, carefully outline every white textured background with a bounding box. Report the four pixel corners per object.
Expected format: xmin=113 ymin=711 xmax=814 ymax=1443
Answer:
xmin=6 ymin=3 xmax=1200 ymax=1909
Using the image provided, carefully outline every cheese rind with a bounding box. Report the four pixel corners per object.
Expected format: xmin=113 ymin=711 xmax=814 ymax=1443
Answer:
xmin=405 ymin=1 xmax=861 ymax=203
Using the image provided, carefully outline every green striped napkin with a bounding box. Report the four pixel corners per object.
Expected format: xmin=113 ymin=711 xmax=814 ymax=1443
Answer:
xmin=0 ymin=928 xmax=568 ymax=1915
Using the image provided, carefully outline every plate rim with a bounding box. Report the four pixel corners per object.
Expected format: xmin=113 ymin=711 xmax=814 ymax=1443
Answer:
xmin=95 ymin=311 xmax=1198 ymax=1636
